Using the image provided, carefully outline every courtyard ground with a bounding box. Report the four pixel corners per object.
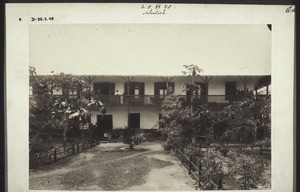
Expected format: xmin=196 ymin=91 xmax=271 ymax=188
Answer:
xmin=29 ymin=142 xmax=197 ymax=190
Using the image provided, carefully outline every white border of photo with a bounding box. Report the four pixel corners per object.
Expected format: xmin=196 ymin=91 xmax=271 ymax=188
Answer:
xmin=5 ymin=3 xmax=295 ymax=192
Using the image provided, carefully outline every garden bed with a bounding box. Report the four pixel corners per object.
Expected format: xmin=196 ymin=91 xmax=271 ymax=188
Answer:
xmin=174 ymin=144 xmax=271 ymax=190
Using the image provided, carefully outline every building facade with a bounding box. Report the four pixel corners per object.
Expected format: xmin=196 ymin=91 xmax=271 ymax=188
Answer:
xmin=29 ymin=74 xmax=270 ymax=136
xmin=86 ymin=75 xmax=271 ymax=133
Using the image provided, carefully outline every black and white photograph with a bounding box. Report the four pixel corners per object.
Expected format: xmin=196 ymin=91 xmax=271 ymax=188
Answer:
xmin=5 ymin=4 xmax=295 ymax=192
xmin=28 ymin=24 xmax=271 ymax=190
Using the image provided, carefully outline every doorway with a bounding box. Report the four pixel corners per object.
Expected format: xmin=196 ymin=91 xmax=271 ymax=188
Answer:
xmin=128 ymin=113 xmax=140 ymax=129
xmin=124 ymin=82 xmax=145 ymax=104
xmin=97 ymin=115 xmax=113 ymax=137
xmin=225 ymin=82 xmax=237 ymax=102
xmin=93 ymin=82 xmax=115 ymax=103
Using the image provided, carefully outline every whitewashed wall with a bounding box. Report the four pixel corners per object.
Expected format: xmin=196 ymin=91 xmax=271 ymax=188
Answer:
xmin=91 ymin=106 xmax=161 ymax=129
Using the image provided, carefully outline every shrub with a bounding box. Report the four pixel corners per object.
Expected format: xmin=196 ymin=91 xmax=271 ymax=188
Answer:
xmin=219 ymin=147 xmax=230 ymax=157
xmin=111 ymin=129 xmax=126 ymax=139
xmin=134 ymin=133 xmax=147 ymax=144
xmin=183 ymin=144 xmax=203 ymax=157
xmin=235 ymin=155 xmax=265 ymax=190
xmin=199 ymin=149 xmax=224 ymax=190
xmin=29 ymin=136 xmax=54 ymax=167
xmin=162 ymin=141 xmax=173 ymax=151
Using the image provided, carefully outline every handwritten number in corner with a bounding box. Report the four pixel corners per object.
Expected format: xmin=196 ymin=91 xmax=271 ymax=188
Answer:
xmin=31 ymin=17 xmax=55 ymax=22
xmin=286 ymin=5 xmax=295 ymax=13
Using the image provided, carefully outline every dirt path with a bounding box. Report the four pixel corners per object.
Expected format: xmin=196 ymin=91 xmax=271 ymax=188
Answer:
xmin=29 ymin=142 xmax=196 ymax=190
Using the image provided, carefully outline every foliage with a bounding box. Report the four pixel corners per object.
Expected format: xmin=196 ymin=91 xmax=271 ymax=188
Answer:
xmin=192 ymin=105 xmax=215 ymax=136
xmin=29 ymin=66 xmax=106 ymax=157
xmin=217 ymin=103 xmax=253 ymax=145
xmin=132 ymin=133 xmax=147 ymax=144
xmin=199 ymin=149 xmax=224 ymax=190
xmin=182 ymin=64 xmax=204 ymax=103
xmin=182 ymin=64 xmax=203 ymax=77
xmin=232 ymin=154 xmax=266 ymax=190
xmin=219 ymin=146 xmax=230 ymax=157
xmin=159 ymin=66 xmax=271 ymax=190
xmin=160 ymin=93 xmax=216 ymax=149
xmin=159 ymin=65 xmax=271 ymax=189
xmin=162 ymin=140 xmax=174 ymax=151
xmin=252 ymin=96 xmax=271 ymax=139
xmin=214 ymin=96 xmax=270 ymax=148
xmin=29 ymin=135 xmax=54 ymax=165
xmin=160 ymin=66 xmax=210 ymax=148
xmin=195 ymin=148 xmax=268 ymax=190
xmin=236 ymin=89 xmax=254 ymax=98
xmin=160 ymin=95 xmax=191 ymax=148
xmin=183 ymin=144 xmax=203 ymax=157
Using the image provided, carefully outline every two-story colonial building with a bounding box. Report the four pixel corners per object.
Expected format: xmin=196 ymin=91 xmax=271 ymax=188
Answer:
xmin=30 ymin=74 xmax=271 ymax=137
xmin=85 ymin=75 xmax=271 ymax=134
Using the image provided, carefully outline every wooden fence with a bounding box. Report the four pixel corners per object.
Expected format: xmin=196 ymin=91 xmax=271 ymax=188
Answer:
xmin=173 ymin=145 xmax=223 ymax=190
xmin=30 ymin=141 xmax=96 ymax=168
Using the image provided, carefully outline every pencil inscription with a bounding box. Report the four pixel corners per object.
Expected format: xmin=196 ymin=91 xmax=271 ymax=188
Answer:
xmin=141 ymin=4 xmax=172 ymax=15
xmin=286 ymin=6 xmax=295 ymax=13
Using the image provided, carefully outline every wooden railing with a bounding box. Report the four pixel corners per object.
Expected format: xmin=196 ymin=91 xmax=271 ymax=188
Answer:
xmin=173 ymin=145 xmax=223 ymax=190
xmin=30 ymin=141 xmax=96 ymax=168
xmin=93 ymin=94 xmax=251 ymax=106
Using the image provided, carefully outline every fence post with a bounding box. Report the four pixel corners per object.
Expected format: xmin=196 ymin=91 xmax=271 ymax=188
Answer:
xmin=54 ymin=149 xmax=57 ymax=162
xmin=218 ymin=177 xmax=223 ymax=190
xmin=77 ymin=143 xmax=79 ymax=153
xmin=72 ymin=144 xmax=75 ymax=154
xmin=181 ymin=152 xmax=184 ymax=164
xmin=188 ymin=155 xmax=193 ymax=174
xmin=198 ymin=161 xmax=202 ymax=188
xmin=83 ymin=142 xmax=85 ymax=150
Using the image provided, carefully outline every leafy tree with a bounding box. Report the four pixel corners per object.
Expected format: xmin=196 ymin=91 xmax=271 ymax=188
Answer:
xmin=29 ymin=67 xmax=106 ymax=154
xmin=160 ymin=96 xmax=215 ymax=148
xmin=192 ymin=105 xmax=215 ymax=139
xmin=160 ymin=65 xmax=214 ymax=148
xmin=234 ymin=154 xmax=265 ymax=190
xmin=216 ymin=95 xmax=270 ymax=150
xmin=216 ymin=99 xmax=255 ymax=148
xmin=248 ymin=95 xmax=271 ymax=152
xmin=160 ymin=94 xmax=189 ymax=148
xmin=182 ymin=64 xmax=203 ymax=107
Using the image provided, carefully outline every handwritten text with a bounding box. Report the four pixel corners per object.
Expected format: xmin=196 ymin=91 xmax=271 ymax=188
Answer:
xmin=141 ymin=4 xmax=172 ymax=15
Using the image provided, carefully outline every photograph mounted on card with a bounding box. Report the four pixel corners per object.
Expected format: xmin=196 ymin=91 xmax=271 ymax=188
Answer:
xmin=5 ymin=3 xmax=295 ymax=192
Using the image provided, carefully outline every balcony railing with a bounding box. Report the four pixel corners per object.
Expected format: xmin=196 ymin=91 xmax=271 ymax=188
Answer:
xmin=93 ymin=95 xmax=163 ymax=106
xmin=92 ymin=94 xmax=252 ymax=106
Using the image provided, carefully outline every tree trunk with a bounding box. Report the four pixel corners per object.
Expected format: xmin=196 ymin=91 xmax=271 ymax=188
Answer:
xmin=89 ymin=126 xmax=93 ymax=146
xmin=191 ymin=135 xmax=197 ymax=144
xmin=62 ymin=115 xmax=68 ymax=152
xmin=82 ymin=129 xmax=85 ymax=144
xmin=63 ymin=125 xmax=67 ymax=152
xmin=239 ymin=135 xmax=243 ymax=150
